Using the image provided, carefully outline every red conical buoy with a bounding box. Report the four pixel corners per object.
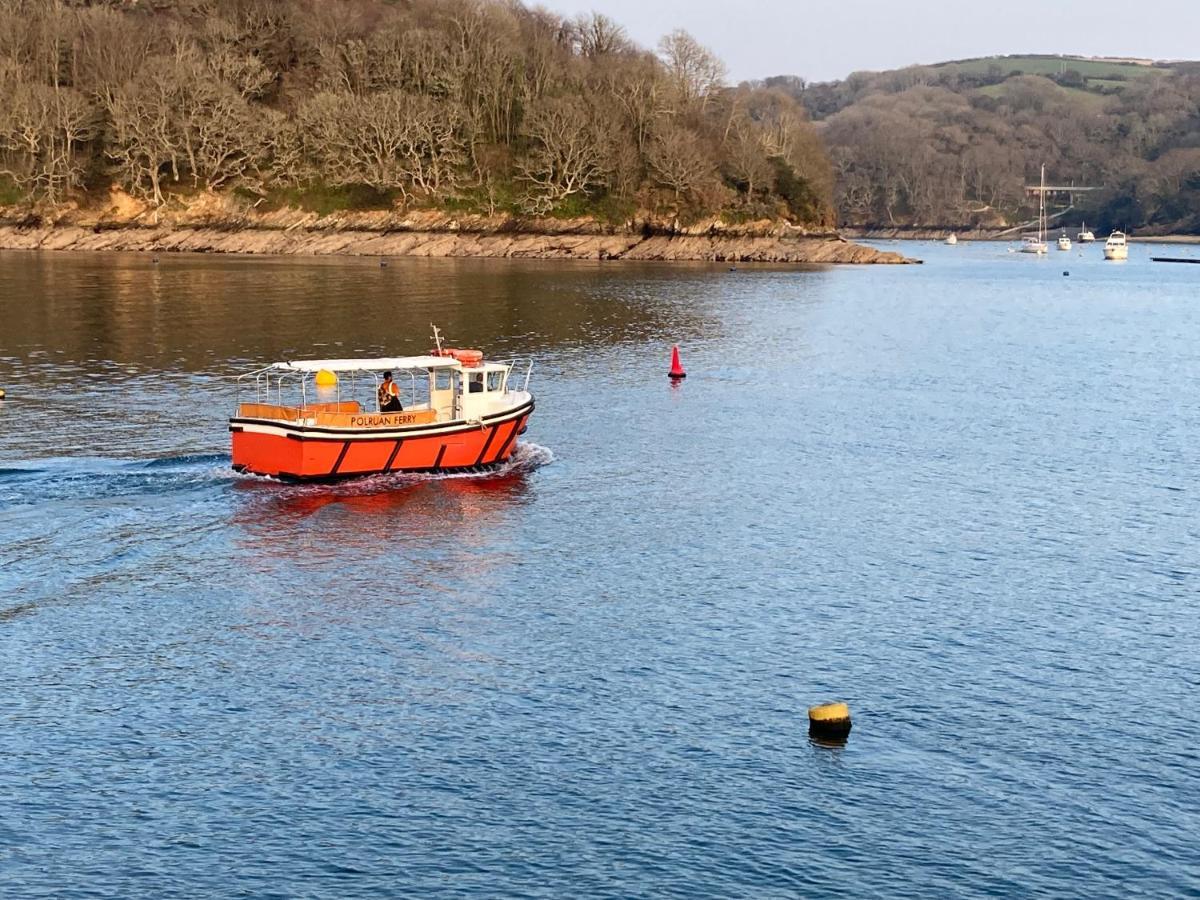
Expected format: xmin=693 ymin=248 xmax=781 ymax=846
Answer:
xmin=668 ymin=345 xmax=686 ymax=379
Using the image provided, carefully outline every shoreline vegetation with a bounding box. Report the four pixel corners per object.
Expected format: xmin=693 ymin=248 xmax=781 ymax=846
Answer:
xmin=3 ymin=4 xmax=1190 ymax=261
xmin=0 ymin=0 xmax=914 ymax=263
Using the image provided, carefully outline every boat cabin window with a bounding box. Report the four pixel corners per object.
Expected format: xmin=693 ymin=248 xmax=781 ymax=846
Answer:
xmin=487 ymin=370 xmax=504 ymax=393
xmin=434 ymin=369 xmax=453 ymax=391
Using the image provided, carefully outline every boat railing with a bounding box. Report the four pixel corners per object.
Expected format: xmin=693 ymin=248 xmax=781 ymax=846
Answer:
xmin=236 ymin=367 xmax=418 ymax=415
xmin=235 ymin=400 xmax=363 ymax=421
xmin=236 ymin=366 xmax=287 ymax=408
xmin=495 ymin=358 xmax=534 ymax=392
xmin=235 ymin=358 xmax=531 ymax=420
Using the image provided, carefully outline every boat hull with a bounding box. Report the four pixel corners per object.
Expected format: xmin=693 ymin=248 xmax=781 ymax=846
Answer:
xmin=1103 ymin=247 xmax=1128 ymax=260
xmin=230 ymin=399 xmax=534 ymax=481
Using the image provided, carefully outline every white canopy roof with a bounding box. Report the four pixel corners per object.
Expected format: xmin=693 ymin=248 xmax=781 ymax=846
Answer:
xmin=272 ymin=356 xmax=460 ymax=373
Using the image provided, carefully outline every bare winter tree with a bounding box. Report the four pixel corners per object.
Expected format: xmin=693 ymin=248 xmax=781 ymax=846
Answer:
xmin=723 ymin=120 xmax=773 ymax=198
xmin=645 ymin=121 xmax=716 ymax=203
xmin=105 ymin=60 xmax=180 ymax=206
xmin=517 ymin=96 xmax=610 ymax=212
xmin=574 ymin=13 xmax=630 ymax=58
xmin=106 ymin=51 xmax=266 ymax=203
xmin=299 ymin=90 xmax=466 ymax=200
xmin=657 ymin=29 xmax=725 ymax=113
xmin=0 ymin=81 xmax=99 ymax=201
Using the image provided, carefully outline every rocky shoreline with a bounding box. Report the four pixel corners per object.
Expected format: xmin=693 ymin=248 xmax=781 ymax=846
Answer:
xmin=0 ymin=191 xmax=914 ymax=264
xmin=0 ymin=223 xmax=912 ymax=264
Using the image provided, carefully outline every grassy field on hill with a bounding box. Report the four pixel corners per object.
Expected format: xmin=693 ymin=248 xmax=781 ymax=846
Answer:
xmin=932 ymin=54 xmax=1174 ymax=81
xmin=975 ymin=80 xmax=1109 ymax=112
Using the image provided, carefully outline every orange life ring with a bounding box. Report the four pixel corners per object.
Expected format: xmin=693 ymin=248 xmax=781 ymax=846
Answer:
xmin=431 ymin=347 xmax=484 ymax=366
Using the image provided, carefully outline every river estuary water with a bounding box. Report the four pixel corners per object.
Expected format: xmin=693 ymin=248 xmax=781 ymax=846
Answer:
xmin=1 ymin=239 xmax=1198 ymax=897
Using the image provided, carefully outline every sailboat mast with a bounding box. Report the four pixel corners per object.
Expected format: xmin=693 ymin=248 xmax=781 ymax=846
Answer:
xmin=1039 ymin=164 xmax=1046 ymax=242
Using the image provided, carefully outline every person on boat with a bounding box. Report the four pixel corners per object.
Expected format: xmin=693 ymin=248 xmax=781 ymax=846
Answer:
xmin=468 ymin=373 xmax=484 ymax=393
xmin=378 ymin=371 xmax=403 ymax=412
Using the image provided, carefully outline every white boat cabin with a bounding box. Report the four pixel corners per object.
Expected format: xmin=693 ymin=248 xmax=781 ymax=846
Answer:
xmin=235 ymin=354 xmax=533 ymax=427
xmin=1103 ymin=231 xmax=1129 ymax=260
xmin=1020 ymin=235 xmax=1048 ymax=254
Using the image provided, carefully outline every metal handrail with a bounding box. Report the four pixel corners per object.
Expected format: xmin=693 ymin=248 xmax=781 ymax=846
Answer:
xmin=233 ymin=357 xmax=534 ymax=417
xmin=491 ymin=358 xmax=534 ymax=393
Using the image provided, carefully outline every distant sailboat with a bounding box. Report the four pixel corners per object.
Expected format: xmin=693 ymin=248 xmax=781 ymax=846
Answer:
xmin=1078 ymin=222 xmax=1096 ymax=243
xmin=1021 ymin=165 xmax=1049 ymax=254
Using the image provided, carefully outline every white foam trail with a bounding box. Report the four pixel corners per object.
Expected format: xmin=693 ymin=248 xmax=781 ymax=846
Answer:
xmin=227 ymin=441 xmax=554 ymax=493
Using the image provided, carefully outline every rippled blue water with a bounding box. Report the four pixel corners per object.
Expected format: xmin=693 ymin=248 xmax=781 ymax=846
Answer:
xmin=2 ymin=242 xmax=1199 ymax=897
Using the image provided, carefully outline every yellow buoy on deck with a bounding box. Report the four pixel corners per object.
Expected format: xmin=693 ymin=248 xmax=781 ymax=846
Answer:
xmin=809 ymin=701 xmax=852 ymax=740
xmin=314 ymin=369 xmax=338 ymax=387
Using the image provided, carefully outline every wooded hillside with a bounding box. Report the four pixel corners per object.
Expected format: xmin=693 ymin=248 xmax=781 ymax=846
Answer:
xmin=0 ymin=0 xmax=833 ymax=227
xmin=762 ymin=56 xmax=1200 ymax=234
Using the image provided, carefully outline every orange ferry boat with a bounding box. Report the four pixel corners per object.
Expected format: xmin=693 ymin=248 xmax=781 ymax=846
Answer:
xmin=230 ymin=343 xmax=533 ymax=482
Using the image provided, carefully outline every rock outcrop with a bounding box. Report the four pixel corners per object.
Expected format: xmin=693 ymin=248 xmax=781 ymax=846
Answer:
xmin=0 ymin=189 xmax=915 ymax=264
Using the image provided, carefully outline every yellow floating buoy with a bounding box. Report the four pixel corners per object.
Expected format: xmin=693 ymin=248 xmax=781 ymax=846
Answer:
xmin=808 ymin=701 xmax=852 ymax=740
xmin=0 ymin=388 xmax=6 ymax=400
xmin=314 ymin=369 xmax=338 ymax=387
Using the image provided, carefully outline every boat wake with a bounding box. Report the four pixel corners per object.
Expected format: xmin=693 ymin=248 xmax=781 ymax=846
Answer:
xmin=0 ymin=443 xmax=553 ymax=509
xmin=0 ymin=452 xmax=235 ymax=507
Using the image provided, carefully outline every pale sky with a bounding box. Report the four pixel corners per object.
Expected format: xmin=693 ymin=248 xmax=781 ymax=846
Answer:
xmin=537 ymin=0 xmax=1200 ymax=82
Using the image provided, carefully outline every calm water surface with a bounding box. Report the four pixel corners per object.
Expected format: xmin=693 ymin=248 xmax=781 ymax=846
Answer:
xmin=2 ymin=241 xmax=1199 ymax=897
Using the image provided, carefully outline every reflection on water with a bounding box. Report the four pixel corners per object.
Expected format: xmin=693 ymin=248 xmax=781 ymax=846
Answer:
xmin=231 ymin=443 xmax=549 ymax=581
xmin=0 ymin=251 xmax=734 ymax=459
xmin=0 ymin=251 xmax=722 ymax=373
xmin=235 ymin=442 xmax=545 ymax=522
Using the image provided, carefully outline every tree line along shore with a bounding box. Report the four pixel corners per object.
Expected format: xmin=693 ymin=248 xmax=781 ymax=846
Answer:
xmin=0 ymin=0 xmax=834 ymax=241
xmin=1 ymin=1 xmax=1191 ymax=257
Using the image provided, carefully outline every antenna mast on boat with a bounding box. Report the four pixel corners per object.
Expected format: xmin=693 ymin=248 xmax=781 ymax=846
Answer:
xmin=431 ymin=324 xmax=444 ymax=354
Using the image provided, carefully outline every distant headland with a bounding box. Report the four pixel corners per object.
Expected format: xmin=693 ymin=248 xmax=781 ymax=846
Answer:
xmin=770 ymin=53 xmax=1200 ymax=235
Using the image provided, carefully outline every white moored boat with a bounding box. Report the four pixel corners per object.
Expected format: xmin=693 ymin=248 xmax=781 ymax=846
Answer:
xmin=1078 ymin=222 xmax=1096 ymax=243
xmin=1057 ymin=232 xmax=1071 ymax=251
xmin=1021 ymin=164 xmax=1049 ymax=254
xmin=1104 ymin=231 xmax=1129 ymax=260
xmin=944 ymin=233 xmax=958 ymax=245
